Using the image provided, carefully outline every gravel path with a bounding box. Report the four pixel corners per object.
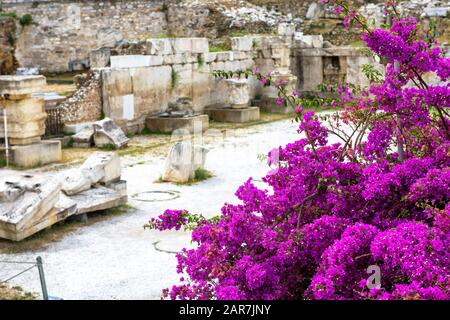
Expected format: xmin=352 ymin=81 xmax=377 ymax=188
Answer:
xmin=0 ymin=118 xmax=309 ymax=300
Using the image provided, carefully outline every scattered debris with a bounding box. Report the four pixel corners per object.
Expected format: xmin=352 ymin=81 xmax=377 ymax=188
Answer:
xmin=0 ymin=174 xmax=62 ymax=241
xmin=93 ymin=118 xmax=129 ymax=149
xmin=72 ymin=127 xmax=94 ymax=148
xmin=0 ymin=152 xmax=127 ymax=241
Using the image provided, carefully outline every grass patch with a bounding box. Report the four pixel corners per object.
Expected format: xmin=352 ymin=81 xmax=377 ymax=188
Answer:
xmin=0 ymin=158 xmax=6 ymax=168
xmin=140 ymin=126 xmax=152 ymax=135
xmin=155 ymin=168 xmax=214 ymax=185
xmin=0 ymin=284 xmax=36 ymax=300
xmin=98 ymin=143 xmax=117 ymax=151
xmin=0 ymin=12 xmax=18 ymax=19
xmin=0 ymin=205 xmax=132 ymax=254
xmin=194 ymin=168 xmax=213 ymax=181
xmin=209 ymin=43 xmax=230 ymax=52
xmin=63 ymin=137 xmax=74 ymax=149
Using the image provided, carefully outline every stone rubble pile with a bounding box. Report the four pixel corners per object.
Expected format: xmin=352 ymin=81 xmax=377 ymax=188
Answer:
xmin=156 ymin=97 xmax=197 ymax=118
xmin=0 ymin=174 xmax=61 ymax=241
xmin=57 ymin=70 xmax=102 ymax=124
xmin=72 ymin=117 xmax=129 ymax=149
xmin=0 ymin=152 xmax=127 ymax=241
xmin=360 ymin=0 xmax=450 ymax=19
xmin=220 ymin=4 xmax=303 ymax=29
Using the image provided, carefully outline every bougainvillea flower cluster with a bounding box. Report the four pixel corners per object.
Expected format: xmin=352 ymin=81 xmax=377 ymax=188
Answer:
xmin=148 ymin=0 xmax=449 ymax=300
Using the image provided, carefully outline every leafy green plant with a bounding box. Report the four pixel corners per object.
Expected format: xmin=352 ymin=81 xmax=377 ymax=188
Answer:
xmin=7 ymin=33 xmax=15 ymax=46
xmin=361 ymin=64 xmax=383 ymax=83
xmin=194 ymin=168 xmax=213 ymax=181
xmin=171 ymin=68 xmax=179 ymax=89
xmin=197 ymin=55 xmax=204 ymax=67
xmin=18 ymin=14 xmax=33 ymax=27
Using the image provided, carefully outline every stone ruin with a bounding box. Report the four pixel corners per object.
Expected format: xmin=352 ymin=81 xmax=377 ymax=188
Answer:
xmin=0 ymin=75 xmax=62 ymax=168
xmin=162 ymin=141 xmax=209 ymax=184
xmin=0 ymin=152 xmax=127 ymax=241
xmin=206 ymin=78 xmax=260 ymax=123
xmin=146 ymin=97 xmax=209 ymax=134
xmin=71 ymin=117 xmax=130 ymax=149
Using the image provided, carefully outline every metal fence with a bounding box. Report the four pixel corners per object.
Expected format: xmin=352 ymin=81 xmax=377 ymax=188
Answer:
xmin=0 ymin=256 xmax=50 ymax=300
xmin=44 ymin=105 xmax=64 ymax=137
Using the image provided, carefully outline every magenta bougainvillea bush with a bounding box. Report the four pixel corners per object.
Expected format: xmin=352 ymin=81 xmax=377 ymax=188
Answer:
xmin=147 ymin=0 xmax=449 ymax=300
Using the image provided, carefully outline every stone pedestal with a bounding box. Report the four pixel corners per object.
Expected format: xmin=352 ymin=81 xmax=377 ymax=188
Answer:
xmin=6 ymin=140 xmax=62 ymax=168
xmin=0 ymin=76 xmax=47 ymax=145
xmin=254 ymin=98 xmax=294 ymax=114
xmin=226 ymin=78 xmax=250 ymax=109
xmin=205 ymin=106 xmax=260 ymax=123
xmin=145 ymin=114 xmax=209 ymax=134
xmin=0 ymin=75 xmax=62 ymax=168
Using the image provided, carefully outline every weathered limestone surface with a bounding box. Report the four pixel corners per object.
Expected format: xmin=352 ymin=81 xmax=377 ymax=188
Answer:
xmin=0 ymin=75 xmax=46 ymax=96
xmin=70 ymin=186 xmax=128 ymax=214
xmin=0 ymin=174 xmax=61 ymax=241
xmin=205 ymin=106 xmax=260 ymax=123
xmin=72 ymin=127 xmax=94 ymax=148
xmin=61 ymin=169 xmax=92 ymax=196
xmin=226 ymin=78 xmax=250 ymax=109
xmin=110 ymin=55 xmax=163 ymax=68
xmin=101 ymin=66 xmax=172 ymax=132
xmin=93 ymin=118 xmax=129 ymax=149
xmin=255 ymin=98 xmax=294 ymax=114
xmin=0 ymin=75 xmax=48 ymax=146
xmin=90 ymin=47 xmax=111 ymax=68
xmin=9 ymin=140 xmax=62 ymax=168
xmin=146 ymin=114 xmax=209 ymax=134
xmin=295 ymin=47 xmax=384 ymax=92
xmin=0 ymin=97 xmax=47 ymax=144
xmin=0 ymin=152 xmax=126 ymax=241
xmin=61 ymin=152 xmax=121 ymax=195
xmin=81 ymin=152 xmax=121 ymax=185
xmin=162 ymin=142 xmax=208 ymax=183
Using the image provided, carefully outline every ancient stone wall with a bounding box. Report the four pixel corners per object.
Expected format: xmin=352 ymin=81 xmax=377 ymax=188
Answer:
xmin=2 ymin=0 xmax=168 ymax=73
xmin=59 ymin=70 xmax=102 ymax=124
xmin=99 ymin=37 xmax=258 ymax=133
xmin=0 ymin=16 xmax=17 ymax=75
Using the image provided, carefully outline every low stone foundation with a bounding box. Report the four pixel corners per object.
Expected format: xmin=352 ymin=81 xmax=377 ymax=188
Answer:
xmin=145 ymin=114 xmax=209 ymax=134
xmin=6 ymin=140 xmax=62 ymax=168
xmin=254 ymin=98 xmax=294 ymax=114
xmin=205 ymin=106 xmax=260 ymax=123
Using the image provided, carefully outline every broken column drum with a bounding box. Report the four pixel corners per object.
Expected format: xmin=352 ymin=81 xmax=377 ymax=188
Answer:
xmin=226 ymin=78 xmax=250 ymax=109
xmin=0 ymin=75 xmax=48 ymax=145
xmin=0 ymin=75 xmax=62 ymax=167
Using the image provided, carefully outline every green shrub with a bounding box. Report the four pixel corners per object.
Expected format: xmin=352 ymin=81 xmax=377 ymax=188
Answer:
xmin=0 ymin=12 xmax=18 ymax=19
xmin=19 ymin=14 xmax=33 ymax=27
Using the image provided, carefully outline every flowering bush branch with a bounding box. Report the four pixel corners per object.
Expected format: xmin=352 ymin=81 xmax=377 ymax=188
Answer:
xmin=148 ymin=0 xmax=449 ymax=300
